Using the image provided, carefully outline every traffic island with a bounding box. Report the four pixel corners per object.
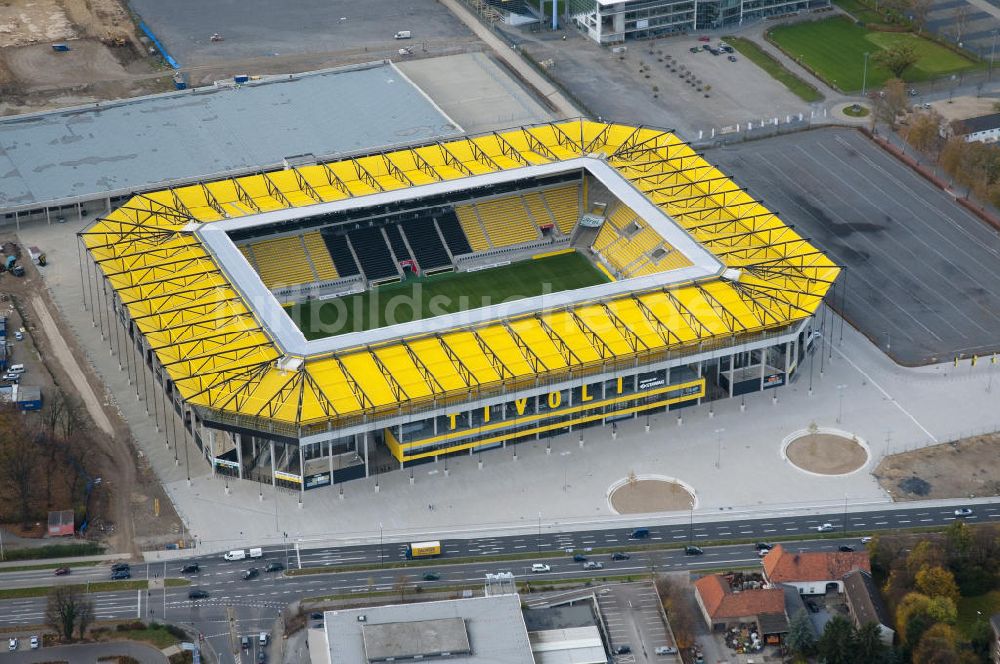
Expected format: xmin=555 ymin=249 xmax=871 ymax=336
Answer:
xmin=781 ymin=427 xmax=870 ymax=476
xmin=608 ymin=475 xmax=696 ymax=514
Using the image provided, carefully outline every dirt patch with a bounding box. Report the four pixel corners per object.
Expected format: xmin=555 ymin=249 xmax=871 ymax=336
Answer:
xmin=875 ymin=432 xmax=1000 ymax=501
xmin=611 ymin=479 xmax=694 ymax=514
xmin=0 ymin=0 xmax=78 ymax=48
xmin=4 ymin=39 xmax=131 ymax=89
xmin=786 ymin=433 xmax=868 ymax=475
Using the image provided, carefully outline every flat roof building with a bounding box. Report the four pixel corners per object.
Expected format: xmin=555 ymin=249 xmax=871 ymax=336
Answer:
xmin=1 ymin=61 xmax=459 ymax=221
xmin=323 ymin=595 xmax=534 ymax=664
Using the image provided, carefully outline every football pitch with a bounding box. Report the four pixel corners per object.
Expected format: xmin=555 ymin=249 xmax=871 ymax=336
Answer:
xmin=288 ymin=251 xmax=608 ymax=339
xmin=768 ymin=17 xmax=979 ymax=91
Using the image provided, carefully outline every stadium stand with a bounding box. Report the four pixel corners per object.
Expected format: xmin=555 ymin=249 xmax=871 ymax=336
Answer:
xmin=238 ymin=243 xmax=258 ymax=271
xmin=302 ymin=231 xmax=338 ymax=282
xmin=321 ymin=230 xmax=361 ymax=277
xmin=248 ymin=235 xmax=316 ymax=288
xmin=474 ymin=196 xmax=540 ymax=247
xmin=384 ymin=224 xmax=413 ymax=264
xmin=541 ymin=185 xmax=581 ymax=235
xmin=348 ymin=226 xmax=399 ymax=282
xmin=402 ymin=216 xmax=451 ymax=271
xmin=592 ymin=204 xmax=692 ymax=278
xmin=455 ymin=204 xmax=490 ymax=252
xmin=435 ymin=209 xmax=473 ymax=256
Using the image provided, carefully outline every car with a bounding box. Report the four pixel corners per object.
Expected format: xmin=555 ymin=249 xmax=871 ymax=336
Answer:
xmin=611 ymin=552 xmax=630 ymax=561
xmin=757 ymin=549 xmax=769 ymax=558
xmin=53 ymin=567 xmax=70 ymax=576
xmin=860 ymin=536 xmax=873 ymax=544
xmin=615 ymin=645 xmax=632 ymax=654
xmin=689 ymin=46 xmax=701 ymax=53
xmin=909 ymin=88 xmax=918 ymax=96
xmin=422 ymin=572 xmax=441 ymax=581
xmin=531 ymin=563 xmax=551 ymax=573
xmin=838 ymin=545 xmax=856 ymax=552
xmin=583 ymin=561 xmax=604 ymax=570
xmin=243 ymin=568 xmax=259 ymax=580
xmin=720 ymin=45 xmax=734 ymax=53
xmin=257 ymin=650 xmax=266 ymax=663
xmin=29 ymin=636 xmax=39 ymax=650
xmin=727 ymin=55 xmax=737 ymax=62
xmin=815 ymin=523 xmax=835 ymax=532
xmin=111 ymin=570 xmax=131 ymax=580
xmin=259 ymin=632 xmax=269 ymax=646
xmin=309 ymin=612 xmax=324 ymax=621
xmin=572 ymin=554 xmax=587 ymax=562
xmin=655 ymin=646 xmax=678 ymax=655
xmin=111 ymin=563 xmax=130 ymax=572
xmin=14 ymin=331 xmax=23 ymax=341
xmin=241 ymin=636 xmax=251 ymax=651
xmin=181 ymin=563 xmax=200 ymax=574
xmin=684 ymin=546 xmax=704 ymax=556
xmin=698 ymin=35 xmax=710 ymax=42
xmin=188 ymin=589 xmax=209 ymax=599
xmin=2 ymin=373 xmax=20 ymax=382
xmin=754 ymin=542 xmax=774 ymax=551
xmin=8 ymin=638 xmax=18 ymax=651
xmin=954 ymin=508 xmax=973 ymax=517
xmin=264 ymin=562 xmax=284 ymax=573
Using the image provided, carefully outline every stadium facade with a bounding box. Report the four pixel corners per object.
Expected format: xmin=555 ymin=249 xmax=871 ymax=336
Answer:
xmin=80 ymin=120 xmax=839 ymax=493
xmin=564 ymin=0 xmax=830 ymax=41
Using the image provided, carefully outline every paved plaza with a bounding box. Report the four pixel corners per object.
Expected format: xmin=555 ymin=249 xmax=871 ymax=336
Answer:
xmin=13 ymin=217 xmax=1000 ymax=557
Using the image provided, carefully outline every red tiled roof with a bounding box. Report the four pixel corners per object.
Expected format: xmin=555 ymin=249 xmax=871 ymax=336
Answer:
xmin=694 ymin=574 xmax=785 ymax=619
xmin=762 ymin=544 xmax=870 ymax=583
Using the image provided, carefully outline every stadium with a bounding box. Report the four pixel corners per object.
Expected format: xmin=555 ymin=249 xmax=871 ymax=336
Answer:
xmin=80 ymin=120 xmax=839 ymax=493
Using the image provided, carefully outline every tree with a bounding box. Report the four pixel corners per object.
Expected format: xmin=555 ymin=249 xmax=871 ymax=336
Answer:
xmin=786 ymin=609 xmax=816 ymax=657
xmin=951 ymin=5 xmax=969 ymax=42
xmin=875 ymin=45 xmax=918 ymax=79
xmin=905 ymin=110 xmax=944 ymax=156
xmin=855 ymin=622 xmax=890 ymax=663
xmin=915 ymin=566 xmax=960 ymax=603
xmin=875 ymin=79 xmax=910 ymax=130
xmin=913 ymin=623 xmax=961 ymax=664
xmin=817 ymin=615 xmax=856 ymax=664
xmin=896 ymin=592 xmax=933 ymax=646
xmin=906 ymin=540 xmax=947 ymax=576
xmin=394 ymin=573 xmax=411 ymax=602
xmin=909 ymin=0 xmax=932 ymax=31
xmin=0 ymin=421 xmax=40 ymax=524
xmin=45 ymin=586 xmax=93 ymax=642
xmin=654 ymin=575 xmax=698 ymax=650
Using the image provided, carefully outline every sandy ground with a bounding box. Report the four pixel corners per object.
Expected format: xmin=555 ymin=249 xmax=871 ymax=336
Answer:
xmin=928 ymin=95 xmax=999 ymax=122
xmin=610 ymin=480 xmax=695 ymax=514
xmin=875 ymin=432 xmax=1000 ymax=501
xmin=786 ymin=433 xmax=868 ymax=475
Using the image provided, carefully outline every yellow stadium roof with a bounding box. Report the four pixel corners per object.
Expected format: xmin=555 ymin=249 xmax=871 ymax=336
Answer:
xmin=82 ymin=120 xmax=839 ymax=433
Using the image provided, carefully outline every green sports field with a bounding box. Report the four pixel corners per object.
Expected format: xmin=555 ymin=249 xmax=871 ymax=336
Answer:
xmin=768 ymin=16 xmax=979 ymax=91
xmin=288 ymin=251 xmax=608 ymax=339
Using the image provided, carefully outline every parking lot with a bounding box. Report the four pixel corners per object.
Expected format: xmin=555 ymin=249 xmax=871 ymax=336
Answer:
xmin=127 ymin=0 xmax=476 ymax=66
xmin=706 ymin=127 xmax=1000 ymax=366
xmin=514 ymin=30 xmax=812 ymax=141
xmin=597 ymin=582 xmax=678 ymax=662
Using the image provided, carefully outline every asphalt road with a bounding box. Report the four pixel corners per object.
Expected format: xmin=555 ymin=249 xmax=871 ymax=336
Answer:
xmin=3 ymin=500 xmax=997 ymax=663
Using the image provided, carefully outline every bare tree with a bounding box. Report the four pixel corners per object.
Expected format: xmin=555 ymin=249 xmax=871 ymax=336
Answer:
xmin=46 ymin=586 xmax=93 ymax=642
xmin=909 ymin=0 xmax=932 ymax=31
xmin=0 ymin=422 xmax=40 ymax=524
xmin=394 ymin=573 xmax=412 ymax=602
xmin=951 ymin=5 xmax=969 ymax=42
xmin=655 ymin=575 xmax=699 ymax=650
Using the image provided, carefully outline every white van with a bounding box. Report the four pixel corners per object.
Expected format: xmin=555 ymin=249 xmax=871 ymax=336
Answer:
xmin=223 ymin=549 xmax=246 ymax=561
xmin=8 ymin=364 xmax=25 ymax=375
xmin=249 ymin=547 xmax=263 ymax=559
xmin=394 ymin=30 xmax=411 ymax=39
xmin=531 ymin=563 xmax=551 ymax=573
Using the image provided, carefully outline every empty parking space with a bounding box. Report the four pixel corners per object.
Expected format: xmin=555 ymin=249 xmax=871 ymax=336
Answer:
xmin=706 ymin=127 xmax=1000 ymax=365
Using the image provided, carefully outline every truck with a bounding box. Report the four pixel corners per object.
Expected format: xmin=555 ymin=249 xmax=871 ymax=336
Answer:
xmin=27 ymin=247 xmax=45 ymax=266
xmin=223 ymin=549 xmax=247 ymax=561
xmin=394 ymin=30 xmax=411 ymax=39
xmin=405 ymin=540 xmax=441 ymax=559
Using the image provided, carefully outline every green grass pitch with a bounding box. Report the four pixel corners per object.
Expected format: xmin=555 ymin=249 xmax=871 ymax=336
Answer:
xmin=288 ymin=251 xmax=609 ymax=339
xmin=768 ymin=16 xmax=979 ymax=92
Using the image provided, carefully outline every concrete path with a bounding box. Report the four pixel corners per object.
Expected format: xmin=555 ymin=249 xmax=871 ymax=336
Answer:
xmin=436 ymin=0 xmax=580 ymax=118
xmin=30 ymin=294 xmax=114 ymax=436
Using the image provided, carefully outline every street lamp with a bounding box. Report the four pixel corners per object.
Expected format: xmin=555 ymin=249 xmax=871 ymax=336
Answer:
xmin=378 ymin=522 xmax=384 ymax=568
xmin=861 ymin=52 xmax=870 ymax=97
xmin=714 ymin=428 xmax=725 ymax=469
xmin=836 ymin=384 xmax=847 ymax=424
xmin=537 ymin=512 xmax=542 ymax=553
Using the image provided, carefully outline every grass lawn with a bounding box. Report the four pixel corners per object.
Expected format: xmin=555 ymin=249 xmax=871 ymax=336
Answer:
xmin=106 ymin=626 xmax=182 ymax=649
xmin=833 ymin=0 xmax=885 ymax=25
xmin=288 ymin=251 xmax=607 ymax=339
xmin=724 ymin=37 xmax=824 ymax=102
xmin=768 ymin=16 xmax=979 ymax=91
xmin=957 ymin=590 xmax=1000 ymax=638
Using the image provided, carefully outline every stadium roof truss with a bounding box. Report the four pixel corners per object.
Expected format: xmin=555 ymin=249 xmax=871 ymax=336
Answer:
xmin=81 ymin=120 xmax=840 ymax=435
